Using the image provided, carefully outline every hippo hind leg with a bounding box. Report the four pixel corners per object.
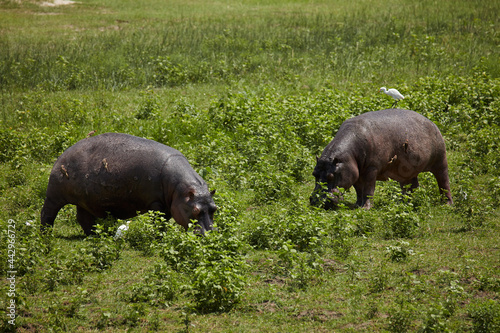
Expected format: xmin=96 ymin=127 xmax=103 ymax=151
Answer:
xmin=431 ymin=169 xmax=453 ymax=205
xmin=149 ymin=201 xmax=171 ymax=219
xmin=76 ymin=206 xmax=98 ymax=236
xmin=40 ymin=197 xmax=65 ymax=234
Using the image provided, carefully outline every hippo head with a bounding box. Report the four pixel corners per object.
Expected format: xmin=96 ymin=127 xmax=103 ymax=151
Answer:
xmin=171 ymin=187 xmax=217 ymax=234
xmin=310 ymin=156 xmax=357 ymax=209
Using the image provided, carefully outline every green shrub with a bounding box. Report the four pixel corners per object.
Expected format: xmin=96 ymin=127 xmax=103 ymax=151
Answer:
xmin=42 ymin=254 xmax=90 ymax=291
xmin=126 ymin=211 xmax=169 ymax=256
xmin=151 ymin=56 xmax=189 ymax=87
xmin=127 ymin=263 xmax=180 ymax=307
xmin=134 ymin=90 xmax=160 ymax=120
xmin=451 ymin=167 xmax=493 ymax=230
xmin=385 ymin=240 xmax=416 ymax=263
xmin=488 ymin=177 xmax=500 ymax=207
xmin=188 ymin=254 xmax=247 ymax=313
xmin=369 ymin=264 xmax=390 ymax=293
xmin=250 ymin=168 xmax=295 ymax=204
xmin=474 ymin=273 xmax=500 ymax=293
xmin=468 ymin=125 xmax=500 ymax=175
xmin=158 ymin=224 xmax=205 ymax=273
xmin=83 ymin=224 xmax=122 ymax=271
xmin=274 ymin=240 xmax=323 ymax=291
xmin=0 ymin=220 xmax=51 ymax=277
xmin=421 ymin=302 xmax=452 ymax=333
xmin=157 ymin=216 xmax=248 ymax=313
xmin=468 ymin=300 xmax=500 ymax=333
xmin=245 ymin=201 xmax=327 ymax=252
xmin=123 ymin=303 xmax=146 ymax=327
xmin=211 ymin=191 xmax=242 ymax=233
xmin=381 ymin=201 xmax=420 ymax=239
xmin=327 ymin=209 xmax=355 ymax=259
xmin=387 ymin=307 xmax=413 ymax=333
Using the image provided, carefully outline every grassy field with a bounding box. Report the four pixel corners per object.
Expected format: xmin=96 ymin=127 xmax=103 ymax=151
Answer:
xmin=1 ymin=0 xmax=499 ymax=331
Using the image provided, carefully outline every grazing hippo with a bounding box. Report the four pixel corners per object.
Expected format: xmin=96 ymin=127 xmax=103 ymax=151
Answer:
xmin=41 ymin=133 xmax=216 ymax=235
xmin=310 ymin=109 xmax=453 ymax=209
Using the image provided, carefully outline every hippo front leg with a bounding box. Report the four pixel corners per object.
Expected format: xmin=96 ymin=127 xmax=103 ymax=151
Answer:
xmin=355 ymin=168 xmax=378 ymax=209
xmin=76 ymin=206 xmax=98 ymax=236
xmin=360 ymin=185 xmax=376 ymax=209
xmin=149 ymin=201 xmax=172 ymax=220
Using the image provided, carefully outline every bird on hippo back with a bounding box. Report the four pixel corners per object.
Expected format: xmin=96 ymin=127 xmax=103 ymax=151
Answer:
xmin=380 ymin=87 xmax=404 ymax=108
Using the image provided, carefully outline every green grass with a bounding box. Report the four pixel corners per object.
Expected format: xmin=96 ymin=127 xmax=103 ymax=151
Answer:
xmin=0 ymin=0 xmax=499 ymax=331
xmin=1 ymin=0 xmax=499 ymax=91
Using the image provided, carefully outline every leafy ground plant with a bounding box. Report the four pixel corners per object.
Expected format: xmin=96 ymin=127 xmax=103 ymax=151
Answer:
xmin=385 ymin=240 xmax=416 ymax=263
xmin=468 ymin=300 xmax=500 ymax=333
xmin=274 ymin=240 xmax=323 ymax=291
xmin=125 ymin=211 xmax=169 ymax=256
xmin=158 ymin=219 xmax=248 ymax=313
xmin=126 ymin=263 xmax=179 ymax=307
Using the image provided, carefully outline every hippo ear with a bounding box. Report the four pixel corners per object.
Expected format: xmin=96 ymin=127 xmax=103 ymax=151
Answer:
xmin=186 ymin=190 xmax=195 ymax=202
xmin=210 ymin=189 xmax=216 ymax=197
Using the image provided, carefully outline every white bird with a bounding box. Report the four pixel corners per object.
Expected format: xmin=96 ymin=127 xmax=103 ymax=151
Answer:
xmin=379 ymin=87 xmax=404 ymax=108
xmin=114 ymin=221 xmax=131 ymax=240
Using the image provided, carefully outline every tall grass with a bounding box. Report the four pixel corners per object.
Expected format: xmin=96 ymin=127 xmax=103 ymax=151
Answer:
xmin=1 ymin=0 xmax=498 ymax=91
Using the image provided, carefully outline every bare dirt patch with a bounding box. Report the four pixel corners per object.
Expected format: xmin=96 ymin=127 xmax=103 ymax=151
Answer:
xmin=40 ymin=0 xmax=76 ymax=7
xmin=295 ymin=309 xmax=343 ymax=322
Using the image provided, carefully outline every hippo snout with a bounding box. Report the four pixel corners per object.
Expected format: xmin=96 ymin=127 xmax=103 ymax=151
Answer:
xmin=310 ymin=186 xmax=343 ymax=209
xmin=192 ymin=214 xmax=215 ymax=236
xmin=193 ymin=223 xmax=213 ymax=236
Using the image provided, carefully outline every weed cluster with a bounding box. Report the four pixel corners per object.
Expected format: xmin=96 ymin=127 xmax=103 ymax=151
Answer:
xmin=126 ymin=263 xmax=179 ymax=307
xmin=468 ymin=300 xmax=500 ymax=333
xmin=123 ymin=211 xmax=248 ymax=314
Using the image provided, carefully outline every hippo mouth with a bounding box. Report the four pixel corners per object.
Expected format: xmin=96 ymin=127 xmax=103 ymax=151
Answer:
xmin=310 ymin=186 xmax=344 ymax=209
xmin=323 ymin=188 xmax=344 ymax=209
xmin=192 ymin=219 xmax=214 ymax=236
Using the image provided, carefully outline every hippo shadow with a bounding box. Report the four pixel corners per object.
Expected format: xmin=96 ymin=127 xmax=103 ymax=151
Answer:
xmin=55 ymin=233 xmax=87 ymax=241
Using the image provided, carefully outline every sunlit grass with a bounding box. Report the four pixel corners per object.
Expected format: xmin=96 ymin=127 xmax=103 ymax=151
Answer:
xmin=1 ymin=0 xmax=498 ymax=92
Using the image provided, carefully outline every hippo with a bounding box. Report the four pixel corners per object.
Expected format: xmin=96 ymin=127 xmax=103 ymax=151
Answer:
xmin=41 ymin=133 xmax=217 ymax=235
xmin=310 ymin=109 xmax=453 ymax=209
